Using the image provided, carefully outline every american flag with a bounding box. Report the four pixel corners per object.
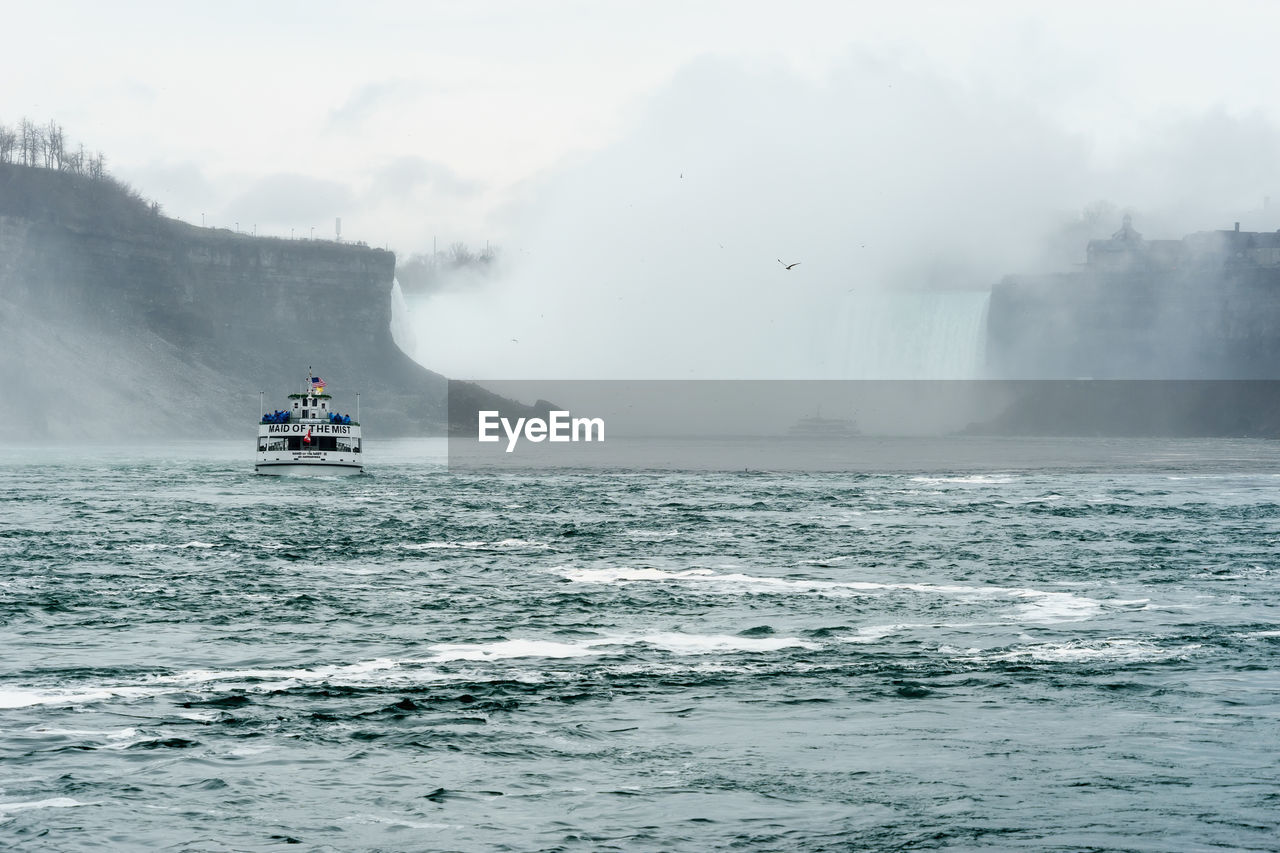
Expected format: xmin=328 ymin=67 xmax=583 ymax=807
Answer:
xmin=311 ymin=376 xmax=326 ymax=392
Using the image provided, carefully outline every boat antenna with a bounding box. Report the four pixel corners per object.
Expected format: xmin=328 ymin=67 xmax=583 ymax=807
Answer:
xmin=356 ymin=393 xmax=360 ymax=424
xmin=259 ymin=390 xmax=264 ymax=420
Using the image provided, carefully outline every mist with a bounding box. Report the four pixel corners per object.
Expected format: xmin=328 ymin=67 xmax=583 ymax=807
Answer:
xmin=399 ymin=52 xmax=1280 ymax=381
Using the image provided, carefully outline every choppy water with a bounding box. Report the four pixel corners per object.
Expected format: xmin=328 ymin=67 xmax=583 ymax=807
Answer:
xmin=3 ymin=439 xmax=1280 ymax=852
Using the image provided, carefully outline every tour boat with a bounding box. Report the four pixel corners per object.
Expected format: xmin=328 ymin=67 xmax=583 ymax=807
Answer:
xmin=787 ymin=413 xmax=860 ymax=439
xmin=256 ymin=375 xmax=363 ymax=475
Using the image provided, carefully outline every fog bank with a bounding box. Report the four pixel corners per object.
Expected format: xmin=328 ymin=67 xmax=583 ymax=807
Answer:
xmin=402 ymin=53 xmax=1280 ymax=380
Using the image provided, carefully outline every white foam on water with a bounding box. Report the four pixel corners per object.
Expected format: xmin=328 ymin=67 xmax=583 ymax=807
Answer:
xmin=8 ymin=660 xmax=485 ymax=707
xmin=428 ymin=631 xmax=819 ymax=661
xmin=601 ymin=660 xmax=753 ymax=678
xmin=0 ymin=686 xmax=159 ymax=709
xmin=628 ymin=632 xmax=820 ymax=654
xmin=909 ymin=475 xmax=1016 ymax=485
xmin=400 ymin=541 xmax=475 ymax=550
xmin=555 ymin=566 xmax=1103 ymax=623
xmin=938 ymin=644 xmax=984 ymax=655
xmin=428 ymin=639 xmax=600 ymax=661
xmin=127 ymin=541 xmax=220 ymax=551
xmin=979 ymin=639 xmax=1201 ymax=664
xmin=100 ymin=732 xmax=157 ymax=750
xmin=623 ymin=529 xmax=684 ymax=539
xmin=0 ymin=798 xmax=86 ymax=814
xmin=342 ymin=813 xmax=454 ymax=830
xmin=493 ymin=538 xmax=548 ymax=549
xmin=1244 ymin=629 xmax=1280 ymax=638
xmin=153 ymin=658 xmax=406 ymax=691
xmin=401 ymin=539 xmax=545 ymax=551
xmin=836 ymin=624 xmax=908 ymax=643
xmin=175 ymin=711 xmax=221 ymax=723
xmin=1005 ymin=589 xmax=1104 ymax=624
xmin=24 ymin=726 xmax=137 ymax=741
xmin=554 ymin=566 xmax=853 ymax=594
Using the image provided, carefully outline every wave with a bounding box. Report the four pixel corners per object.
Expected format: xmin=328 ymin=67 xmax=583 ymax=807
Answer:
xmin=908 ymin=475 xmax=1018 ymax=485
xmin=25 ymin=725 xmax=138 ymax=742
xmin=400 ymin=539 xmax=548 ymax=551
xmin=429 ymin=639 xmax=600 ymax=661
xmin=834 ymin=624 xmax=908 ymax=644
xmin=976 ymin=639 xmax=1202 ymax=664
xmin=0 ymin=797 xmax=88 ymax=814
xmin=0 ymin=632 xmax=821 ymax=708
xmin=0 ymin=686 xmax=160 ymax=709
xmin=429 ymin=632 xmax=820 ymax=661
xmin=554 ymin=566 xmax=854 ymax=594
xmin=126 ymin=541 xmax=220 ymax=551
xmin=555 ymin=566 xmax=1102 ymax=623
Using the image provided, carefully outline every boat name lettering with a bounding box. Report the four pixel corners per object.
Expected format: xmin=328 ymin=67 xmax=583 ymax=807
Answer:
xmin=265 ymin=424 xmax=352 ymax=435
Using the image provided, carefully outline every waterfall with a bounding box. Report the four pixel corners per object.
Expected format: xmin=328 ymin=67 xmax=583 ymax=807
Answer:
xmin=389 ymin=278 xmax=418 ymax=359
xmin=839 ymin=289 xmax=990 ymax=378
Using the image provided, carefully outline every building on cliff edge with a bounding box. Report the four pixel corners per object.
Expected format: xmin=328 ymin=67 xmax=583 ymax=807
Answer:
xmin=987 ymin=217 xmax=1280 ymax=380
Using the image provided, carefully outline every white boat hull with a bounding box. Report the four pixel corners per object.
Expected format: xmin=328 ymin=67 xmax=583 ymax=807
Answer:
xmin=256 ymin=460 xmax=363 ymax=476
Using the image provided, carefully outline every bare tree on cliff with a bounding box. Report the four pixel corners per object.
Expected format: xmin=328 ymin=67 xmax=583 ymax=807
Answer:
xmin=0 ymin=125 xmax=16 ymax=164
xmin=397 ymin=241 xmax=500 ymax=296
xmin=19 ymin=118 xmax=40 ymax=167
xmin=45 ymin=121 xmax=66 ymax=171
xmin=66 ymin=143 xmax=86 ymax=176
xmin=0 ymin=119 xmax=103 ymax=180
xmin=447 ymin=242 xmax=476 ymax=265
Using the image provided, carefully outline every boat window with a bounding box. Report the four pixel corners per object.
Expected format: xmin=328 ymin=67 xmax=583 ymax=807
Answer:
xmin=302 ymin=409 xmax=308 ymax=418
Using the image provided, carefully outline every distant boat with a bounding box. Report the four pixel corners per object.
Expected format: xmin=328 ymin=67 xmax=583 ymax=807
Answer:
xmin=256 ymin=375 xmax=363 ymax=475
xmin=787 ymin=413 xmax=860 ymax=439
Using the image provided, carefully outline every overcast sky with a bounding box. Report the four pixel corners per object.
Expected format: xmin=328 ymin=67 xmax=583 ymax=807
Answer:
xmin=7 ymin=2 xmax=1280 ymax=379
xmin=4 ymin=1 xmax=1279 ymax=253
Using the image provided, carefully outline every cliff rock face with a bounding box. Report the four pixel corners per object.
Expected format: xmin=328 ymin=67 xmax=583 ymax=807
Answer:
xmin=0 ymin=162 xmax=504 ymax=439
xmin=987 ymin=220 xmax=1280 ymax=379
xmin=979 ymin=219 xmax=1280 ymax=436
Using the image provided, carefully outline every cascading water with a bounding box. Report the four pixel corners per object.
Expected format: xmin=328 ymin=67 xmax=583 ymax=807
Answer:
xmin=839 ymin=289 xmax=991 ymax=378
xmin=388 ymin=278 xmax=418 ymax=360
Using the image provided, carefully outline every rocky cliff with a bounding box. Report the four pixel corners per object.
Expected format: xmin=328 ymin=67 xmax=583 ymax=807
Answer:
xmin=0 ymin=162 xmax=517 ymax=439
xmin=978 ymin=219 xmax=1280 ymax=436
xmin=987 ymin=221 xmax=1280 ymax=379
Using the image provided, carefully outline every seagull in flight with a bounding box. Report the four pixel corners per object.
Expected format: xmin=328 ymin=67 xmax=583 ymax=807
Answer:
xmin=778 ymin=259 xmax=801 ymax=270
